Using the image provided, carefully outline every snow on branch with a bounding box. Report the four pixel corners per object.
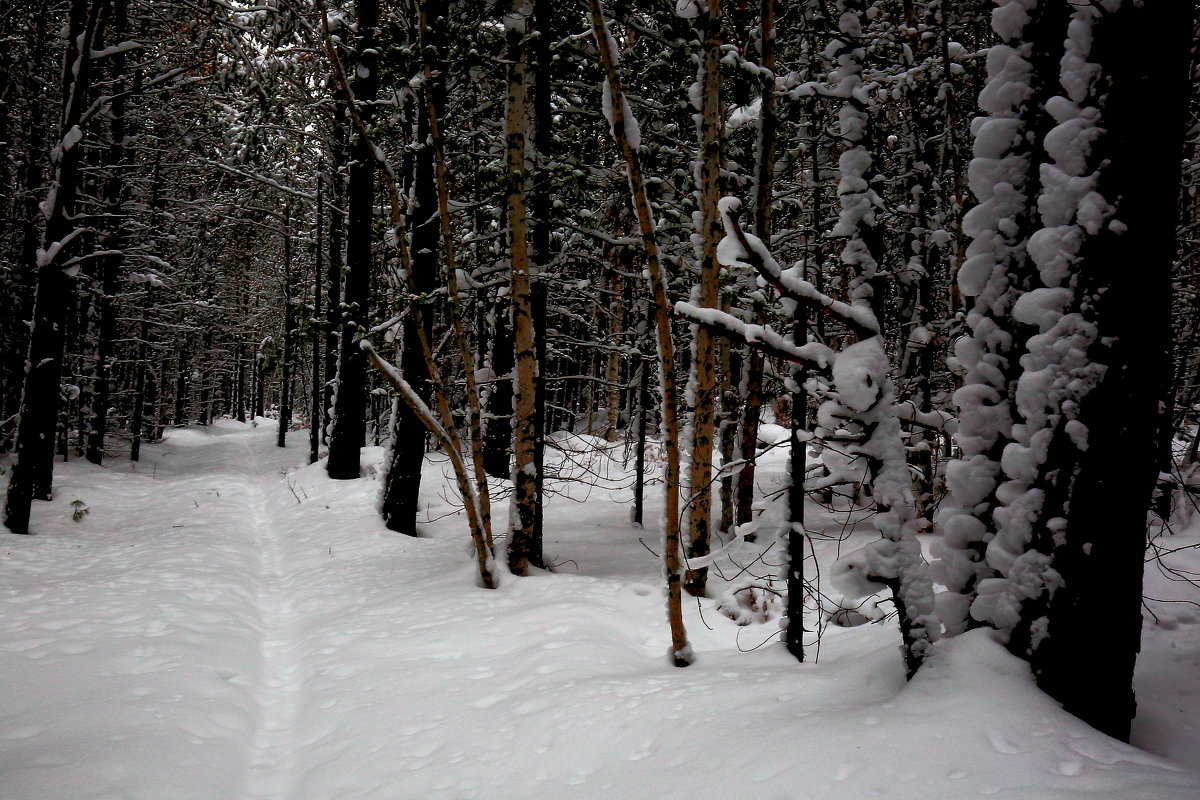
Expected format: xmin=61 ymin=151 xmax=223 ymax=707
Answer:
xmin=894 ymin=400 xmax=958 ymax=434
xmin=90 ymin=41 xmax=143 ymax=60
xmin=674 ymin=301 xmax=833 ymax=368
xmin=717 ymin=197 xmax=878 ymax=339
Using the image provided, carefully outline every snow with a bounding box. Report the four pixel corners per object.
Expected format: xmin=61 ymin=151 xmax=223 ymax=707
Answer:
xmin=599 ymin=80 xmax=640 ymax=151
xmin=60 ymin=125 xmax=83 ymax=153
xmin=90 ymin=40 xmax=143 ymax=60
xmin=1 ymin=422 xmax=1198 ymax=799
xmin=674 ymin=0 xmax=700 ymax=19
xmin=831 ymin=338 xmax=887 ymax=413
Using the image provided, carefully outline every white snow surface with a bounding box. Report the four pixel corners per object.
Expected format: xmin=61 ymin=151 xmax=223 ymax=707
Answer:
xmin=1 ymin=420 xmax=1197 ymax=799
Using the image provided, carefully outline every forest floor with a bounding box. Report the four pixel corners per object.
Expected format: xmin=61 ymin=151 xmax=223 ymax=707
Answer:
xmin=1 ymin=418 xmax=1199 ymax=800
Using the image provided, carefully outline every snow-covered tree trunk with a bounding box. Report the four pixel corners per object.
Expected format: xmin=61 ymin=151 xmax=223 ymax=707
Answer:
xmin=309 ymin=167 xmax=324 ymax=464
xmin=323 ymin=143 xmax=344 ymax=447
xmin=422 ymin=0 xmax=495 ymax=562
xmin=963 ymin=0 xmax=1191 ymax=742
xmin=931 ymin=0 xmax=1069 ymax=635
xmin=829 ymin=0 xmax=938 ymax=678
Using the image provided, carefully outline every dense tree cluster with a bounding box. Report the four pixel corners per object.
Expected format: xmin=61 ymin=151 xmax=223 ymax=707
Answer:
xmin=2 ymin=0 xmax=1195 ymax=741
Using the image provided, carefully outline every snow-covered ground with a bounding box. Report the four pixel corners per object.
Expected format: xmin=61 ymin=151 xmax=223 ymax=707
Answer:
xmin=2 ymin=419 xmax=1198 ymax=799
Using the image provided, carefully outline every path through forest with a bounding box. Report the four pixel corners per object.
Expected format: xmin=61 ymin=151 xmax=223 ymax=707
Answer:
xmin=2 ymin=421 xmax=1198 ymax=800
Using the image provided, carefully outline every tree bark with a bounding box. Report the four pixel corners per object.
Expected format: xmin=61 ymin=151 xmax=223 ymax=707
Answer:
xmin=278 ymin=209 xmax=294 ymax=449
xmin=85 ymin=0 xmax=128 ymax=466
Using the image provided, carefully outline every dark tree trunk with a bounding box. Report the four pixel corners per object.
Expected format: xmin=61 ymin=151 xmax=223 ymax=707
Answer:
xmin=129 ymin=286 xmax=153 ymax=461
xmin=326 ymin=0 xmax=379 ymax=480
xmin=324 ymin=146 xmax=344 ymax=446
xmin=530 ymin=280 xmax=547 ymax=564
xmin=253 ymin=349 xmax=265 ymax=421
xmin=529 ymin=0 xmax=553 ymax=564
xmin=310 ymin=168 xmax=324 ymax=463
xmin=85 ymin=0 xmax=128 ymax=465
xmin=234 ymin=338 xmax=247 ymax=424
xmin=631 ymin=350 xmax=650 ymax=527
xmin=784 ymin=303 xmax=809 ymax=661
xmin=5 ymin=0 xmax=106 ymax=533
xmin=197 ymin=329 xmax=212 ymax=426
xmin=278 ymin=213 xmax=294 ymax=449
xmin=379 ymin=0 xmax=442 ymax=534
xmin=1028 ymin=0 xmax=1192 ymax=743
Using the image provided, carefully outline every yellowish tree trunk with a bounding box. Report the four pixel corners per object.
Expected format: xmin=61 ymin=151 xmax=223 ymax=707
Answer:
xmin=505 ymin=0 xmax=540 ymax=575
xmin=684 ymin=0 xmax=723 ymax=597
xmin=589 ymin=0 xmax=691 ymax=665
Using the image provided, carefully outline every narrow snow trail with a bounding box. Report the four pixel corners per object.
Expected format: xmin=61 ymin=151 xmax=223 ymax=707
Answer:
xmin=238 ymin=436 xmax=302 ymax=800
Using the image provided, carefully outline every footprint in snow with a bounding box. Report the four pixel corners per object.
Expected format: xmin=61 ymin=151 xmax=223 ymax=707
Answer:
xmin=1 ymin=725 xmax=42 ymax=740
xmin=36 ymin=617 xmax=86 ymax=631
xmin=834 ymin=761 xmax=862 ymax=782
xmin=471 ymin=693 xmax=507 ymax=709
xmin=987 ymin=730 xmax=1023 ymax=754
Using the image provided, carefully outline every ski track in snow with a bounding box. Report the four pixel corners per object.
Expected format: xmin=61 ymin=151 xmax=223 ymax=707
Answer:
xmin=239 ymin=436 xmax=302 ymax=800
xmin=1 ymin=420 xmax=1198 ymax=800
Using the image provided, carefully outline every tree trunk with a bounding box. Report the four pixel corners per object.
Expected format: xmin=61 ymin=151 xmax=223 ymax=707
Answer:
xmin=1027 ymin=0 xmax=1191 ymax=742
xmin=5 ymin=0 xmax=106 ymax=533
xmin=590 ymin=0 xmax=691 ymax=664
xmin=85 ymin=0 xmax=128 ymax=466
xmin=325 ymin=0 xmax=379 ymax=480
xmin=735 ymin=0 xmax=775 ymax=529
xmin=130 ymin=284 xmax=153 ymax=461
xmin=684 ymin=0 xmax=723 ymax=597
xmin=483 ymin=298 xmax=514 ymax=478
xmin=505 ymin=0 xmax=540 ymax=574
xmin=323 ymin=146 xmax=344 ymax=445
xmin=379 ymin=0 xmax=441 ymax=535
xmin=278 ymin=211 xmax=294 ymax=449
xmin=310 ymin=168 xmax=324 ymax=463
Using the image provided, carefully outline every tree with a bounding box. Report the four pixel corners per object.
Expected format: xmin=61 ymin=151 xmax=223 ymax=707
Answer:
xmin=505 ymin=0 xmax=542 ymax=575
xmin=325 ymin=0 xmax=379 ymax=480
xmin=379 ymin=0 xmax=443 ymax=535
xmin=940 ymin=0 xmax=1193 ymax=742
xmin=590 ymin=0 xmax=691 ymax=666
xmin=5 ymin=0 xmax=108 ymax=534
xmin=682 ymin=0 xmax=724 ymax=599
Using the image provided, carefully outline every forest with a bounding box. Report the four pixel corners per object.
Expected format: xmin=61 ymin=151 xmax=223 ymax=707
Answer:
xmin=2 ymin=0 xmax=1199 ymax=797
